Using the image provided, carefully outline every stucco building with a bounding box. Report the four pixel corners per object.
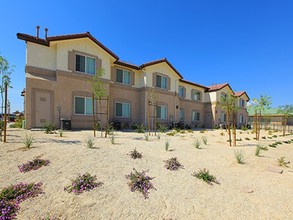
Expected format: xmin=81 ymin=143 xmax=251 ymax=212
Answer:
xmin=17 ymin=29 xmax=249 ymax=130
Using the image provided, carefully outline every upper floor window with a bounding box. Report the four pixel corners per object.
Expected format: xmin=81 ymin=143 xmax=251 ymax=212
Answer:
xmin=156 ymin=75 xmax=168 ymax=89
xmin=76 ymin=54 xmax=96 ymax=75
xmin=191 ymin=90 xmax=201 ymax=101
xmin=115 ymin=102 xmax=130 ymax=118
xmin=239 ymin=98 xmax=245 ymax=107
xmin=178 ymin=86 xmax=185 ymax=98
xmin=156 ymin=105 xmax=167 ymax=120
xmin=74 ymin=96 xmax=94 ymax=115
xmin=192 ymin=111 xmax=200 ymax=121
xmin=221 ymin=92 xmax=228 ymax=100
xmin=116 ymin=69 xmax=131 ymax=85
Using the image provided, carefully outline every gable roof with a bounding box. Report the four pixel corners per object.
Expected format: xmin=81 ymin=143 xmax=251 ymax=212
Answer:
xmin=114 ymin=60 xmax=140 ymax=70
xmin=179 ymin=79 xmax=208 ymax=90
xmin=207 ymin=83 xmax=234 ymax=94
xmin=17 ymin=32 xmax=119 ymax=60
xmin=140 ymin=58 xmax=183 ymax=79
xmin=235 ymin=91 xmax=250 ymax=101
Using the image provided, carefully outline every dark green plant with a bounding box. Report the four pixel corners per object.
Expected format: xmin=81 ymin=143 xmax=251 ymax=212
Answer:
xmin=43 ymin=122 xmax=56 ymax=134
xmin=22 ymin=133 xmax=34 ymax=149
xmin=164 ymin=157 xmax=183 ymax=170
xmin=85 ymin=137 xmax=95 ymax=148
xmin=234 ymin=150 xmax=245 ymax=164
xmin=134 ymin=124 xmax=146 ymax=133
xmin=129 ymin=148 xmax=142 ymax=159
xmin=192 ymin=168 xmax=219 ymax=185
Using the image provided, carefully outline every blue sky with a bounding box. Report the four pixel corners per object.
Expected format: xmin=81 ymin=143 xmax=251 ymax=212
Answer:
xmin=1 ymin=0 xmax=292 ymax=112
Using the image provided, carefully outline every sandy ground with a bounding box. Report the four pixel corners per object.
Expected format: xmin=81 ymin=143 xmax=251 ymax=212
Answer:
xmin=0 ymin=128 xmax=293 ymax=220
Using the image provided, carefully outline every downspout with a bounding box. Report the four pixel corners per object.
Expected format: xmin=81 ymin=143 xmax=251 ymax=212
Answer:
xmin=144 ymin=74 xmax=147 ymax=125
xmin=174 ymin=80 xmax=177 ymax=123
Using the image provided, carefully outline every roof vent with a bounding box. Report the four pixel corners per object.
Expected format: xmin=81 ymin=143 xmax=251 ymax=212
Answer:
xmin=45 ymin=28 xmax=48 ymax=39
xmin=36 ymin=25 xmax=40 ymax=39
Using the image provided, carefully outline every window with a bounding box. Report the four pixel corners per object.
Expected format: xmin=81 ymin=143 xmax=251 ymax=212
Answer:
xmin=74 ymin=97 xmax=94 ymax=115
xmin=221 ymin=112 xmax=227 ymax=122
xmin=192 ymin=111 xmax=200 ymax=121
xmin=239 ymin=98 xmax=245 ymax=107
xmin=76 ymin=54 xmax=96 ymax=75
xmin=116 ymin=69 xmax=131 ymax=85
xmin=156 ymin=75 xmax=168 ymax=89
xmin=180 ymin=109 xmax=184 ymax=121
xmin=191 ymin=90 xmax=201 ymax=101
xmin=221 ymin=92 xmax=227 ymax=100
xmin=115 ymin=102 xmax=130 ymax=117
xmin=156 ymin=105 xmax=167 ymax=120
xmin=178 ymin=86 xmax=185 ymax=98
xmin=240 ymin=114 xmax=244 ymax=123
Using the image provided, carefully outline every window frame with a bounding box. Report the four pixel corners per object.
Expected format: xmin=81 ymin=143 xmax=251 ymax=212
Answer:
xmin=156 ymin=105 xmax=168 ymax=120
xmin=115 ymin=102 xmax=131 ymax=118
xmin=116 ymin=69 xmax=131 ymax=85
xmin=75 ymin=54 xmax=96 ymax=75
xmin=74 ymin=96 xmax=95 ymax=115
xmin=156 ymin=75 xmax=168 ymax=90
xmin=239 ymin=98 xmax=245 ymax=107
xmin=191 ymin=90 xmax=201 ymax=101
xmin=178 ymin=86 xmax=185 ymax=98
xmin=179 ymin=109 xmax=184 ymax=121
xmin=191 ymin=111 xmax=200 ymax=122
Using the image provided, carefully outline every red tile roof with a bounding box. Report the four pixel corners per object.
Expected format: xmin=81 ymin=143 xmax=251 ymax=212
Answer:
xmin=17 ymin=32 xmax=119 ymax=60
xmin=179 ymin=79 xmax=208 ymax=89
xmin=139 ymin=58 xmax=183 ymax=79
xmin=208 ymin=83 xmax=229 ymax=91
xmin=235 ymin=91 xmax=250 ymax=101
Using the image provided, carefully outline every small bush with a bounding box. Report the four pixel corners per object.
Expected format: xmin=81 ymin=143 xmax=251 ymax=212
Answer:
xmin=109 ymin=134 xmax=114 ymax=144
xmin=255 ymin=143 xmax=268 ymax=157
xmin=234 ymin=150 xmax=245 ymax=164
xmin=64 ymin=173 xmax=102 ymax=195
xmin=241 ymin=126 xmax=248 ymax=131
xmin=157 ymin=123 xmax=168 ymax=133
xmin=0 ymin=199 xmax=19 ymax=219
xmin=144 ymin=133 xmax=149 ymax=141
xmin=126 ymin=168 xmax=156 ymax=199
xmin=164 ymin=157 xmax=183 ymax=170
xmin=165 ymin=138 xmax=170 ymax=151
xmin=157 ymin=133 xmax=161 ymax=140
xmin=261 ymin=136 xmax=266 ymax=139
xmin=58 ymin=130 xmax=63 ymax=137
xmin=236 ymin=138 xmax=242 ymax=141
xmin=202 ymin=136 xmax=208 ymax=145
xmin=166 ymin=131 xmax=176 ymax=136
xmin=0 ymin=182 xmax=43 ymax=204
xmin=220 ymin=132 xmax=224 ymax=136
xmin=43 ymin=122 xmax=56 ymax=134
xmin=278 ymin=157 xmax=290 ymax=167
xmin=85 ymin=137 xmax=95 ymax=148
xmin=129 ymin=148 xmax=142 ymax=159
xmin=199 ymin=130 xmax=206 ymax=133
xmin=106 ymin=123 xmax=115 ymax=135
xmin=272 ymin=135 xmax=277 ymax=138
xmin=194 ymin=139 xmax=201 ymax=149
xmin=192 ymin=168 xmax=219 ymax=185
xmin=22 ymin=133 xmax=34 ymax=149
xmin=245 ymin=137 xmax=250 ymax=140
xmin=134 ymin=124 xmax=146 ymax=133
xmin=18 ymin=158 xmax=50 ymax=173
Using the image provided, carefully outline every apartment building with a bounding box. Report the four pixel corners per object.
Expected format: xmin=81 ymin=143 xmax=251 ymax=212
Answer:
xmin=17 ymin=29 xmax=249 ymax=129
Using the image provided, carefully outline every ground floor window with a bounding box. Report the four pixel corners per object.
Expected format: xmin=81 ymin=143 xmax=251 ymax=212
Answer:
xmin=192 ymin=111 xmax=200 ymax=121
xmin=221 ymin=112 xmax=227 ymax=122
xmin=240 ymin=114 xmax=244 ymax=123
xmin=179 ymin=109 xmax=184 ymax=121
xmin=156 ymin=105 xmax=167 ymax=120
xmin=74 ymin=96 xmax=93 ymax=115
xmin=115 ymin=102 xmax=130 ymax=117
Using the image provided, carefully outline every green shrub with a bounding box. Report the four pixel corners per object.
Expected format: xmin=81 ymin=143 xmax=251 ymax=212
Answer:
xmin=192 ymin=168 xmax=219 ymax=185
xmin=165 ymin=138 xmax=170 ymax=151
xmin=202 ymin=136 xmax=208 ymax=145
xmin=85 ymin=137 xmax=95 ymax=148
xmin=43 ymin=122 xmax=56 ymax=134
xmin=245 ymin=137 xmax=250 ymax=140
xmin=22 ymin=133 xmax=34 ymax=149
xmin=133 ymin=124 xmax=146 ymax=133
xmin=278 ymin=157 xmax=290 ymax=167
xmin=255 ymin=143 xmax=268 ymax=157
xmin=144 ymin=133 xmax=149 ymax=141
xmin=234 ymin=150 xmax=245 ymax=164
xmin=129 ymin=148 xmax=142 ymax=159
xmin=58 ymin=130 xmax=63 ymax=137
xmin=193 ymin=139 xmax=201 ymax=149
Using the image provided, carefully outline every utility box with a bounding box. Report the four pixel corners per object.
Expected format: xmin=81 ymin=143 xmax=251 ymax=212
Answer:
xmin=61 ymin=118 xmax=71 ymax=130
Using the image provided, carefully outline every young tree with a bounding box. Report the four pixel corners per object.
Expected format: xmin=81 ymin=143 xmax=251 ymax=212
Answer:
xmin=252 ymin=95 xmax=272 ymax=140
xmin=277 ymin=105 xmax=293 ymax=136
xmin=220 ymin=94 xmax=235 ymax=146
xmin=0 ymin=55 xmax=14 ymax=114
xmin=231 ymin=97 xmax=240 ymax=147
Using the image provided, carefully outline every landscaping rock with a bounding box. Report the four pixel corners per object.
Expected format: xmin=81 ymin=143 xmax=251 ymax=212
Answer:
xmin=267 ymin=167 xmax=283 ymax=174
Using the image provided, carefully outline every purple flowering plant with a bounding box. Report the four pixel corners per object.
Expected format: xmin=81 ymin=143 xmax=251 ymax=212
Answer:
xmin=0 ymin=182 xmax=43 ymax=219
xmin=125 ymin=168 xmax=156 ymax=199
xmin=164 ymin=157 xmax=183 ymax=171
xmin=64 ymin=173 xmax=102 ymax=195
xmin=18 ymin=158 xmax=50 ymax=173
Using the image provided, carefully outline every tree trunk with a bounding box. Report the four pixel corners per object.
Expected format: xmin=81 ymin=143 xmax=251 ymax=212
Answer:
xmin=255 ymin=110 xmax=258 ymax=140
xmin=233 ymin=112 xmax=237 ymax=146
xmin=283 ymin=117 xmax=287 ymax=137
xmin=227 ymin=109 xmax=232 ymax=147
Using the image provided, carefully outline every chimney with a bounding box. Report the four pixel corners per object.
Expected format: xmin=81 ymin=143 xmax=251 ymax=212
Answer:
xmin=36 ymin=26 xmax=40 ymax=39
xmin=45 ymin=28 xmax=48 ymax=39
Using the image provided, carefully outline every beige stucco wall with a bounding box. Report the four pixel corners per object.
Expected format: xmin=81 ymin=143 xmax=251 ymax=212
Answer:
xmin=142 ymin=63 xmax=181 ymax=92
xmin=27 ymin=42 xmax=56 ymax=70
xmin=178 ymin=82 xmax=206 ymax=102
xmin=55 ymin=39 xmax=113 ymax=79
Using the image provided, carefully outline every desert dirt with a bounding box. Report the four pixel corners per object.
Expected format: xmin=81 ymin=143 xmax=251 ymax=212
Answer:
xmin=0 ymin=128 xmax=293 ymax=220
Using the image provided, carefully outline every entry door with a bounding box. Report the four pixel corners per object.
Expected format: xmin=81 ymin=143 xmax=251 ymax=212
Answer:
xmin=205 ymin=112 xmax=212 ymax=128
xmin=35 ymin=91 xmax=52 ymax=127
